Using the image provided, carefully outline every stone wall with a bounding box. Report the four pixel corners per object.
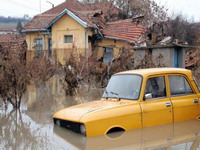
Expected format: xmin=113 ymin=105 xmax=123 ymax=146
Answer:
xmin=134 ymin=47 xmax=186 ymax=68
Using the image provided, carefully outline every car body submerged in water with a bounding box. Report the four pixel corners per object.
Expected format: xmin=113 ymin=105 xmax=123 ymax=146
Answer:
xmin=53 ymin=68 xmax=200 ymax=136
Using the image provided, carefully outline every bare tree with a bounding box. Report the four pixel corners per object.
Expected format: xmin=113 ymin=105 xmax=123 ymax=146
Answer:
xmin=0 ymin=49 xmax=30 ymax=108
xmin=0 ymin=43 xmax=58 ymax=109
xmin=83 ymin=0 xmax=168 ymax=25
xmin=63 ymin=48 xmax=166 ymax=93
xmin=29 ymin=58 xmax=57 ymax=86
xmin=166 ymin=14 xmax=199 ymax=45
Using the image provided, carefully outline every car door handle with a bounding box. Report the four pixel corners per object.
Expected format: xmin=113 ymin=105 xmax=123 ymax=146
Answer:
xmin=166 ymin=102 xmax=171 ymax=107
xmin=193 ymin=99 xmax=199 ymax=103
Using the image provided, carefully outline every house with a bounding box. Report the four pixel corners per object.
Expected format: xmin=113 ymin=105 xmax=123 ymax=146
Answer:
xmin=22 ymin=0 xmax=190 ymax=68
xmin=0 ymin=27 xmax=18 ymax=34
xmin=22 ymin=0 xmax=146 ymax=64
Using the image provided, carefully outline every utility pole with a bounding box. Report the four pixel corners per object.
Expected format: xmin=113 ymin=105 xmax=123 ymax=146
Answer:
xmin=39 ymin=0 xmax=41 ymax=13
xmin=46 ymin=1 xmax=54 ymax=8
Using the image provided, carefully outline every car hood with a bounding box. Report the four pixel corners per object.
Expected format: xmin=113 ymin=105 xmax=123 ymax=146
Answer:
xmin=53 ymin=99 xmax=133 ymax=122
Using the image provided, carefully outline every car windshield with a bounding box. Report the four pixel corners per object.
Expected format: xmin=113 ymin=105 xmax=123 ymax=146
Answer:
xmin=102 ymin=74 xmax=142 ymax=100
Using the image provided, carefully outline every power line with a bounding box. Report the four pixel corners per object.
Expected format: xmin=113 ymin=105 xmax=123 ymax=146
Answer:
xmin=0 ymin=0 xmax=39 ymax=11
xmin=39 ymin=0 xmax=41 ymax=13
xmin=9 ymin=0 xmax=39 ymax=11
xmin=13 ymin=0 xmax=54 ymax=11
xmin=0 ymin=7 xmax=19 ymax=15
xmin=14 ymin=0 xmax=40 ymax=7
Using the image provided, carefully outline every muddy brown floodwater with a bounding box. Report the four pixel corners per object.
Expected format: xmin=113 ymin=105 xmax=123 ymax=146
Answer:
xmin=1 ymin=76 xmax=200 ymax=150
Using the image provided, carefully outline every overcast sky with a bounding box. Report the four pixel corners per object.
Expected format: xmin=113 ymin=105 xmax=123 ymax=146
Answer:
xmin=0 ymin=0 xmax=65 ymax=18
xmin=0 ymin=0 xmax=199 ymax=22
xmin=154 ymin=0 xmax=200 ymax=22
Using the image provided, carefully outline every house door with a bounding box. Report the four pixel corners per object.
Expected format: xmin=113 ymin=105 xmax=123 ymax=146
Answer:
xmin=168 ymin=75 xmax=199 ymax=122
xmin=174 ymin=49 xmax=178 ymax=67
xmin=140 ymin=76 xmax=173 ymax=127
xmin=48 ymin=38 xmax=52 ymax=57
xmin=103 ymin=47 xmax=113 ymax=64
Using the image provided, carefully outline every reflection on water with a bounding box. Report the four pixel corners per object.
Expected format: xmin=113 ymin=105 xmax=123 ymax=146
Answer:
xmin=0 ymin=75 xmax=200 ymax=150
xmin=54 ymin=120 xmax=200 ymax=150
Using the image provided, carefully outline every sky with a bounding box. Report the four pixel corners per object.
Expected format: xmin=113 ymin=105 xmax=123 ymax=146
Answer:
xmin=0 ymin=0 xmax=200 ymax=22
xmin=0 ymin=0 xmax=65 ymax=18
xmin=154 ymin=0 xmax=200 ymax=22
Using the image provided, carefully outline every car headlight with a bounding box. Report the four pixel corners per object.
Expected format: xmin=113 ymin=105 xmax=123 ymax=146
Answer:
xmin=80 ymin=124 xmax=86 ymax=135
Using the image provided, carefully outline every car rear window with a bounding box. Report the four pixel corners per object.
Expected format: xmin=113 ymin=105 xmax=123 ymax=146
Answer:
xmin=169 ymin=75 xmax=194 ymax=95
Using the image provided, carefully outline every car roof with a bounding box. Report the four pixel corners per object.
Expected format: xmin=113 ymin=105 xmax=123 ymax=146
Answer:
xmin=116 ymin=68 xmax=192 ymax=78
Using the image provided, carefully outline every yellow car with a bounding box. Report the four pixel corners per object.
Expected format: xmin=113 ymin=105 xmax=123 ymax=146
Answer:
xmin=53 ymin=68 xmax=200 ymax=136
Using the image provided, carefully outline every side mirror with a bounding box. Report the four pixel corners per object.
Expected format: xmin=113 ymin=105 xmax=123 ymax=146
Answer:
xmin=144 ymin=93 xmax=152 ymax=100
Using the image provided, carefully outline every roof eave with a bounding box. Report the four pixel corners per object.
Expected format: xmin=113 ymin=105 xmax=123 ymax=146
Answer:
xmin=45 ymin=9 xmax=88 ymax=29
xmin=134 ymin=43 xmax=194 ymax=50
xmin=97 ymin=36 xmax=135 ymax=45
xmin=21 ymin=29 xmax=47 ymax=33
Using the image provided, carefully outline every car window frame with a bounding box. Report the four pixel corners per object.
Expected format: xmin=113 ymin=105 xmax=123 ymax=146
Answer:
xmin=143 ymin=75 xmax=168 ymax=101
xmin=168 ymin=74 xmax=196 ymax=97
xmin=193 ymin=76 xmax=200 ymax=92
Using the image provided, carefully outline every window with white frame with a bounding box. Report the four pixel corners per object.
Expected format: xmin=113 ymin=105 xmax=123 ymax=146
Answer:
xmin=35 ymin=38 xmax=42 ymax=50
xmin=34 ymin=38 xmax=43 ymax=57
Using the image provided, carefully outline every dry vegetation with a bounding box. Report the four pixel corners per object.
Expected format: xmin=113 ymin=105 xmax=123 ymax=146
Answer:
xmin=63 ymin=48 xmax=165 ymax=95
xmin=0 ymin=44 xmax=58 ymax=108
xmin=186 ymin=49 xmax=200 ymax=83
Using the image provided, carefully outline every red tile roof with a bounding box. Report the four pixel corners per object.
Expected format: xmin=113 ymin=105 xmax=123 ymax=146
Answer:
xmin=0 ymin=27 xmax=15 ymax=31
xmin=72 ymin=10 xmax=107 ymax=29
xmin=22 ymin=0 xmax=146 ymax=43
xmin=43 ymin=1 xmax=120 ymax=16
xmin=23 ymin=0 xmax=87 ymax=31
xmin=87 ymin=2 xmax=121 ymax=16
xmin=43 ymin=0 xmax=90 ymax=15
xmin=23 ymin=14 xmax=57 ymax=32
xmin=0 ymin=34 xmax=18 ymax=43
xmin=72 ymin=10 xmax=101 ymax=28
xmin=102 ymin=19 xmax=147 ymax=43
xmin=23 ymin=0 xmax=118 ymax=32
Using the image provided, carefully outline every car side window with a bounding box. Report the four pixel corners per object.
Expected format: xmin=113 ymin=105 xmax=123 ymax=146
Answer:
xmin=144 ymin=76 xmax=166 ymax=99
xmin=169 ymin=75 xmax=194 ymax=95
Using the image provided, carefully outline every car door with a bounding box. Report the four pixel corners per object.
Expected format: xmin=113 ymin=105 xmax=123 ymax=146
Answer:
xmin=168 ymin=75 xmax=199 ymax=122
xmin=193 ymin=76 xmax=200 ymax=117
xmin=140 ymin=75 xmax=173 ymax=127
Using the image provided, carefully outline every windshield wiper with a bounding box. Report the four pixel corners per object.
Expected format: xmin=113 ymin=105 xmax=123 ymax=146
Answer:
xmin=104 ymin=90 xmax=121 ymax=100
xmin=110 ymin=91 xmax=120 ymax=101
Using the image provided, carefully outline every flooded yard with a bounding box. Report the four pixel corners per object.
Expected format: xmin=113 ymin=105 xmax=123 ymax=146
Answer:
xmin=1 ymin=76 xmax=200 ymax=150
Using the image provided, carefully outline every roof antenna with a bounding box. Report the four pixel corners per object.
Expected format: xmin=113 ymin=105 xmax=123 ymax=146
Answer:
xmin=46 ymin=1 xmax=55 ymax=8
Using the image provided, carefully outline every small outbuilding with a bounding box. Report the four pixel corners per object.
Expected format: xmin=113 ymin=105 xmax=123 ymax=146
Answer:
xmin=134 ymin=42 xmax=193 ymax=68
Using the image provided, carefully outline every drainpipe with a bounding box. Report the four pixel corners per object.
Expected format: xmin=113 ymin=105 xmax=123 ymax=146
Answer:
xmin=85 ymin=28 xmax=89 ymax=58
xmin=43 ymin=34 xmax=46 ymax=51
xmin=46 ymin=28 xmax=52 ymax=37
